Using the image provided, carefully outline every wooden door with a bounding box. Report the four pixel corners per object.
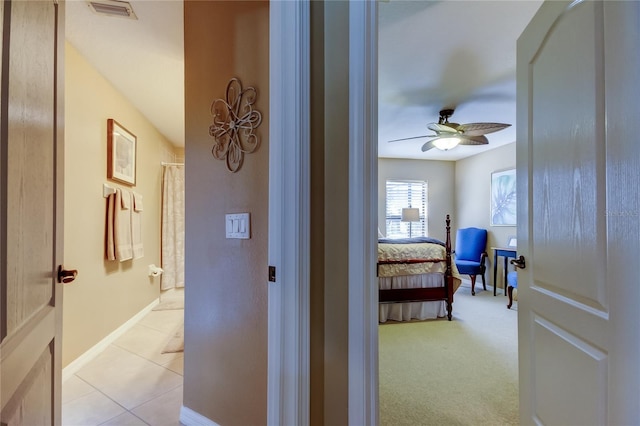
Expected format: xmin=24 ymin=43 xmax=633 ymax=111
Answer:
xmin=517 ymin=1 xmax=640 ymax=424
xmin=0 ymin=1 xmax=65 ymax=424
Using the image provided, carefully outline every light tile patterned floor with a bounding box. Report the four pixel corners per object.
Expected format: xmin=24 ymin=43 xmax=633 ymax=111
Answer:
xmin=62 ymin=306 xmax=184 ymax=426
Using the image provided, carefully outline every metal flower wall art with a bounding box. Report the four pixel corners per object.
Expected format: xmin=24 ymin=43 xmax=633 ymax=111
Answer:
xmin=209 ymin=78 xmax=263 ymax=173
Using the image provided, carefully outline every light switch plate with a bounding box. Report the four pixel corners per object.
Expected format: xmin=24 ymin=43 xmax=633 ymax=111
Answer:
xmin=225 ymin=213 xmax=250 ymax=239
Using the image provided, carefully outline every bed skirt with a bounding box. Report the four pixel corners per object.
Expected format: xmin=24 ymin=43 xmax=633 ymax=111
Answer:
xmin=378 ymin=274 xmax=447 ymax=323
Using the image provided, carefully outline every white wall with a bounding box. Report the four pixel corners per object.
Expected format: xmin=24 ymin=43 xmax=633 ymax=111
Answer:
xmin=455 ymin=142 xmax=517 ymax=288
xmin=378 ymin=158 xmax=455 ymax=242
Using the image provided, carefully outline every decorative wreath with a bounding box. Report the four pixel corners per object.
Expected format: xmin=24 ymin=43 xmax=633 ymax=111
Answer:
xmin=209 ymin=78 xmax=262 ymax=173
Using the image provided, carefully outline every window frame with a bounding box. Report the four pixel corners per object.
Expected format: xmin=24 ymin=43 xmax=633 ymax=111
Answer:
xmin=384 ymin=179 xmax=428 ymax=238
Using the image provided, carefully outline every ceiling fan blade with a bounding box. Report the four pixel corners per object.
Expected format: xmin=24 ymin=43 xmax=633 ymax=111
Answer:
xmin=427 ymin=123 xmax=459 ymax=133
xmin=388 ymin=135 xmax=436 ymax=143
xmin=458 ymin=122 xmax=511 ymax=136
xmin=421 ymin=140 xmax=436 ymax=152
xmin=458 ymin=134 xmax=489 ymax=145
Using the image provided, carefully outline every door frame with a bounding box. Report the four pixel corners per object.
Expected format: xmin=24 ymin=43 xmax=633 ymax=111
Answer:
xmin=267 ymin=2 xmax=311 ymax=425
xmin=347 ymin=1 xmax=379 ymax=424
xmin=267 ymin=1 xmax=378 ymax=424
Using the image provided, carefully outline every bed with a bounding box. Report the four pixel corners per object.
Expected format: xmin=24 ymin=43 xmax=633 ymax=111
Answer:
xmin=377 ymin=215 xmax=461 ymax=322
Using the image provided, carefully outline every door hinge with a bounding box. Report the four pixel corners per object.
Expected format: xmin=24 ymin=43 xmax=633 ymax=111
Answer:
xmin=268 ymin=266 xmax=276 ymax=282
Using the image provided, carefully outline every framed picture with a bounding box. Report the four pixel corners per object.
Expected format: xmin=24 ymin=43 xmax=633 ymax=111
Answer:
xmin=107 ymin=119 xmax=136 ymax=186
xmin=491 ymin=168 xmax=516 ymax=226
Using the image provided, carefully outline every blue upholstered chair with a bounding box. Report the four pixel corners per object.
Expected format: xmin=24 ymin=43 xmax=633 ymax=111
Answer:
xmin=507 ymin=271 xmax=518 ymax=309
xmin=454 ymin=228 xmax=488 ymax=296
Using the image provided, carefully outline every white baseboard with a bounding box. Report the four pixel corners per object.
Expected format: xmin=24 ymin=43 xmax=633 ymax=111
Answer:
xmin=62 ymin=298 xmax=160 ymax=382
xmin=180 ymin=406 xmax=219 ymax=426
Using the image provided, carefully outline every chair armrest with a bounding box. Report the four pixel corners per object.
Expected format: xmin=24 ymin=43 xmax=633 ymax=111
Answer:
xmin=477 ymin=252 xmax=488 ymax=274
xmin=480 ymin=251 xmax=489 ymax=268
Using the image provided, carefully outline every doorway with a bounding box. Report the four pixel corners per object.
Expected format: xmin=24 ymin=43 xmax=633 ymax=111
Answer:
xmin=61 ymin=3 xmax=186 ymax=423
xmin=347 ymin=0 xmax=530 ymax=422
xmin=375 ymin=1 xmax=525 ymax=421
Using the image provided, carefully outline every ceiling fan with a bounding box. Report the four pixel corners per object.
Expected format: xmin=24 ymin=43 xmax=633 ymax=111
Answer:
xmin=389 ymin=109 xmax=511 ymax=152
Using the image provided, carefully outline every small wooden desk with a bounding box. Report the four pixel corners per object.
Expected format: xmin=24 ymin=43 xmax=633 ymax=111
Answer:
xmin=492 ymin=247 xmax=517 ymax=296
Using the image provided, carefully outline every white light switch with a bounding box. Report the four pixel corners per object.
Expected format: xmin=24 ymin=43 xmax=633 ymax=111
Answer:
xmin=225 ymin=213 xmax=250 ymax=239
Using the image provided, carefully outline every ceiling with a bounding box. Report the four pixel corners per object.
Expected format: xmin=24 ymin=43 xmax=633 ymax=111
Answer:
xmin=378 ymin=0 xmax=543 ymax=160
xmin=66 ymin=0 xmax=185 ymax=147
xmin=66 ymin=1 xmax=543 ymax=160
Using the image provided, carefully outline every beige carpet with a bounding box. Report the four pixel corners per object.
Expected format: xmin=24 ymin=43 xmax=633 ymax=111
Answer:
xmin=379 ymin=281 xmax=519 ymax=426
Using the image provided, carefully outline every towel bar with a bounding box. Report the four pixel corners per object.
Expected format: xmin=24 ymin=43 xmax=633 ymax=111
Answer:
xmin=103 ymin=183 xmax=116 ymax=198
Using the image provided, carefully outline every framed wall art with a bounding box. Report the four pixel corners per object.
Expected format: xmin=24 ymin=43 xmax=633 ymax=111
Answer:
xmin=107 ymin=119 xmax=137 ymax=186
xmin=491 ymin=168 xmax=516 ymax=226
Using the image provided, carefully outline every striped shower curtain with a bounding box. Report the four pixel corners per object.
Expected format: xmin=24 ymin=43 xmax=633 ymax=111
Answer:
xmin=161 ymin=165 xmax=185 ymax=290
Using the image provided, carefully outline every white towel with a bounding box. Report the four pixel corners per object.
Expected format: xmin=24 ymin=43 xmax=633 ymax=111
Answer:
xmin=120 ymin=190 xmax=131 ymax=209
xmin=133 ymin=192 xmax=144 ymax=212
xmin=132 ymin=191 xmax=144 ymax=259
xmin=115 ymin=189 xmax=133 ymax=261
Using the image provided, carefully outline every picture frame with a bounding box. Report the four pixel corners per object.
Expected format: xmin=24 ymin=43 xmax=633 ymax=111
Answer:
xmin=107 ymin=119 xmax=137 ymax=186
xmin=491 ymin=168 xmax=516 ymax=226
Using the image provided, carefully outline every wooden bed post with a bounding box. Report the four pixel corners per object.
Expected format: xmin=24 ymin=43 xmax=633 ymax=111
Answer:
xmin=376 ymin=214 xmax=456 ymax=321
xmin=445 ymin=214 xmax=453 ymax=320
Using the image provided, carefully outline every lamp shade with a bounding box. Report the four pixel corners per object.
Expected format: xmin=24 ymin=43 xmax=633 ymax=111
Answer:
xmin=401 ymin=207 xmax=420 ymax=222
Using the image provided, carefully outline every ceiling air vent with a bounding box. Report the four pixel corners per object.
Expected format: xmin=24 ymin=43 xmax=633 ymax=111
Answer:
xmin=87 ymin=0 xmax=138 ymax=20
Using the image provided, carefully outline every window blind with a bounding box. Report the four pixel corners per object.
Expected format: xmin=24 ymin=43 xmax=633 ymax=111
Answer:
xmin=385 ymin=179 xmax=428 ymax=238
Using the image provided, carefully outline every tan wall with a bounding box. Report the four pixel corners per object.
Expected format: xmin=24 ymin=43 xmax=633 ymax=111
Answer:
xmin=183 ymin=2 xmax=269 ymax=425
xmin=455 ymin=142 xmax=516 ymax=286
xmin=62 ymin=43 xmax=179 ymax=367
xmin=378 ymin=158 xmax=456 ymax=242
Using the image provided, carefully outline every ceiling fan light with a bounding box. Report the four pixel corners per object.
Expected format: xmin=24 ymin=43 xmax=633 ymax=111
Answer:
xmin=433 ymin=137 xmax=461 ymax=151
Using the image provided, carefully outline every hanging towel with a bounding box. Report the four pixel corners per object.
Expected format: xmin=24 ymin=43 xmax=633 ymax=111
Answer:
xmin=115 ymin=189 xmax=133 ymax=261
xmin=133 ymin=192 xmax=144 ymax=212
xmin=132 ymin=191 xmax=144 ymax=259
xmin=120 ymin=190 xmax=131 ymax=210
xmin=106 ymin=192 xmax=116 ymax=261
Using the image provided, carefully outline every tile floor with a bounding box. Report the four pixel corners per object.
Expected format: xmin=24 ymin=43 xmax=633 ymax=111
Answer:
xmin=62 ymin=305 xmax=184 ymax=426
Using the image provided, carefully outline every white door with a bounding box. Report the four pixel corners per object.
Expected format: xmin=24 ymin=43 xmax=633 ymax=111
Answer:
xmin=517 ymin=1 xmax=640 ymax=424
xmin=0 ymin=1 xmax=66 ymax=424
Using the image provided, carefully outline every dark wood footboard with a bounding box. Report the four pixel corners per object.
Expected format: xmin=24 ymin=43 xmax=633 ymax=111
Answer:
xmin=378 ymin=214 xmax=454 ymax=320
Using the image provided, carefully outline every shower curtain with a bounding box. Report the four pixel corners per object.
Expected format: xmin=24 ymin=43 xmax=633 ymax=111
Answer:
xmin=161 ymin=164 xmax=185 ymax=290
